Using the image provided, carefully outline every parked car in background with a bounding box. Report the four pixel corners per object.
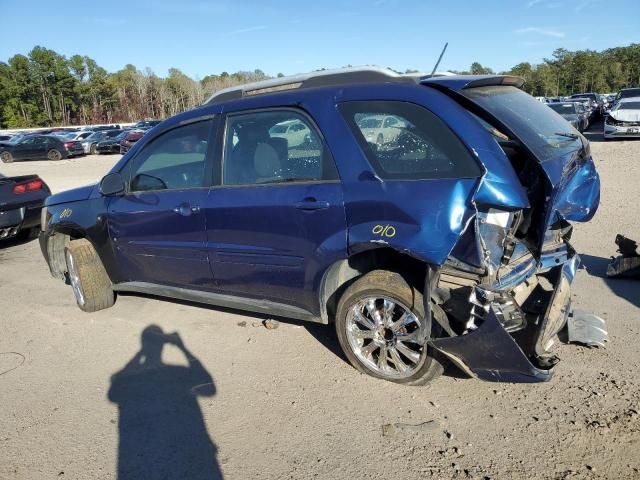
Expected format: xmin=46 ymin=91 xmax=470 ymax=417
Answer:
xmin=39 ymin=67 xmax=603 ymax=386
xmin=564 ymin=98 xmax=593 ymax=124
xmin=0 ymin=172 xmax=51 ymax=240
xmin=355 ymin=114 xmax=407 ymax=146
xmin=82 ymin=130 xmax=123 ymax=154
xmin=570 ymin=93 xmax=603 ymax=116
xmin=119 ymin=130 xmax=144 ymax=154
xmin=614 ymin=88 xmax=640 ymax=105
xmin=90 ymin=125 xmax=121 ymax=132
xmin=58 ymin=131 xmax=93 ymax=141
xmin=96 ymin=131 xmax=128 ymax=154
xmin=604 ymin=96 xmax=640 ymax=139
xmin=0 ymin=135 xmax=84 ymax=163
xmin=133 ymin=120 xmax=161 ymax=130
xmin=546 ymin=102 xmax=587 ymax=132
xmin=269 ymin=119 xmax=312 ymax=147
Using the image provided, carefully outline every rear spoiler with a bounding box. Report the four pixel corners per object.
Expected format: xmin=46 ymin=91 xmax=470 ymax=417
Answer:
xmin=420 ymin=75 xmax=525 ymax=91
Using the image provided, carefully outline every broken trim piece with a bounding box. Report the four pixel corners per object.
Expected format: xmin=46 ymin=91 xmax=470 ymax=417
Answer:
xmin=429 ymin=308 xmax=552 ymax=383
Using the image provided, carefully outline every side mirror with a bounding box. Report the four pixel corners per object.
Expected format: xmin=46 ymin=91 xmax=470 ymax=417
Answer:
xmin=100 ymin=172 xmax=125 ymax=196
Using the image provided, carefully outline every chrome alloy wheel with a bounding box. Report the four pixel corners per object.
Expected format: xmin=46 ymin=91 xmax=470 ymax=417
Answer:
xmin=66 ymin=250 xmax=85 ymax=307
xmin=345 ymin=296 xmax=428 ymax=379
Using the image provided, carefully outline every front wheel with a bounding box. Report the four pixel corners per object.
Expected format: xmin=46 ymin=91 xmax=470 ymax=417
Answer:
xmin=1 ymin=151 xmax=13 ymax=163
xmin=48 ymin=149 xmax=62 ymax=161
xmin=335 ymin=270 xmax=443 ymax=385
xmin=65 ymin=239 xmax=115 ymax=312
xmin=90 ymin=144 xmax=97 ymax=155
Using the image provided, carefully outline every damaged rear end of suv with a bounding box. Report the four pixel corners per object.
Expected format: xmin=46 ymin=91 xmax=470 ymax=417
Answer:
xmin=417 ymin=76 xmax=603 ymax=382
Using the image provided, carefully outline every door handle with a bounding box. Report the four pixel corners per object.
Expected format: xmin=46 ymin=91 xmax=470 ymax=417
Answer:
xmin=173 ymin=204 xmax=199 ymax=216
xmin=294 ymin=199 xmax=330 ymax=211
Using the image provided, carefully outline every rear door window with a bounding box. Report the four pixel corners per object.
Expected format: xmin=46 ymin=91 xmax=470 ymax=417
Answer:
xmin=222 ymin=109 xmax=338 ymax=186
xmin=339 ymin=101 xmax=482 ymax=180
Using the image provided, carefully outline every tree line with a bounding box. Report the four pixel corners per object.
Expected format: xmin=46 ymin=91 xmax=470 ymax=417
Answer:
xmin=1 ymin=44 xmax=639 ymax=129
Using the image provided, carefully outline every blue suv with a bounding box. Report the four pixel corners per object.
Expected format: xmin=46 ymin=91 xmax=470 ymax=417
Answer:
xmin=39 ymin=67 xmax=603 ymax=385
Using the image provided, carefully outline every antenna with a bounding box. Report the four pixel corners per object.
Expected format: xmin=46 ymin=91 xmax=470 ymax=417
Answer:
xmin=430 ymin=42 xmax=448 ymax=76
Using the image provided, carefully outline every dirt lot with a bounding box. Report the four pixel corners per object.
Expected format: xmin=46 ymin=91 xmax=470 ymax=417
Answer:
xmin=1 ymin=127 xmax=639 ymax=480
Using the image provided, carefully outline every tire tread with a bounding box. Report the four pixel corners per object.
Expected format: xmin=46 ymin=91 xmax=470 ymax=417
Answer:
xmin=66 ymin=239 xmax=115 ymax=312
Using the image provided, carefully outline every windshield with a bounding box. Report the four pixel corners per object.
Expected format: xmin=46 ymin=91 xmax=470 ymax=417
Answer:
xmin=7 ymin=135 xmax=25 ymax=144
xmin=619 ymin=88 xmax=640 ymax=99
xmin=86 ymin=132 xmax=105 ymax=141
xmin=548 ymin=103 xmax=577 ymax=114
xmin=616 ymin=101 xmax=640 ymax=110
xmin=463 ymin=85 xmax=581 ymax=161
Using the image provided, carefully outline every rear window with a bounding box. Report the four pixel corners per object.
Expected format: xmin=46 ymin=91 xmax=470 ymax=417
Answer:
xmin=463 ymin=86 xmax=582 ymax=161
xmin=339 ymin=101 xmax=482 ymax=180
xmin=548 ymin=103 xmax=577 ymax=114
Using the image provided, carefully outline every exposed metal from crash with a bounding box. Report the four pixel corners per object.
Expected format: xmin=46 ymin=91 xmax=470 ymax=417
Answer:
xmin=607 ymin=234 xmax=640 ymax=279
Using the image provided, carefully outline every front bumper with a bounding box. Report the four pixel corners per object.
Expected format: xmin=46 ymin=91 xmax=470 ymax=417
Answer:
xmin=430 ymin=254 xmax=580 ymax=383
xmin=604 ymin=124 xmax=640 ymax=138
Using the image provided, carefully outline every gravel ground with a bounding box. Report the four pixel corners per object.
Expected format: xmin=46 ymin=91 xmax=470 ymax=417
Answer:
xmin=1 ymin=126 xmax=639 ymax=480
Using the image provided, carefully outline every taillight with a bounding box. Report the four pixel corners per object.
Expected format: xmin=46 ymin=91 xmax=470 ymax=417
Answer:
xmin=13 ymin=179 xmax=43 ymax=194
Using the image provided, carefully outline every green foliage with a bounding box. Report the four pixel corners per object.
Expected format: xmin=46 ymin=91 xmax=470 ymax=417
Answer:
xmin=1 ymin=44 xmax=640 ymax=128
xmin=506 ymin=44 xmax=640 ymax=96
xmin=0 ymin=48 xmax=272 ymax=128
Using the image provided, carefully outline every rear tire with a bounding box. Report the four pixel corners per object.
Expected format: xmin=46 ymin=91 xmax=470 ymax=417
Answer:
xmin=65 ymin=239 xmax=115 ymax=312
xmin=90 ymin=144 xmax=97 ymax=155
xmin=335 ymin=270 xmax=444 ymax=386
xmin=48 ymin=149 xmax=62 ymax=161
xmin=1 ymin=151 xmax=13 ymax=163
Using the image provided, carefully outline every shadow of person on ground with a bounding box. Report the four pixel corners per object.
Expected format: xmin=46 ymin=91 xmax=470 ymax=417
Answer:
xmin=580 ymin=254 xmax=640 ymax=309
xmin=108 ymin=325 xmax=222 ymax=480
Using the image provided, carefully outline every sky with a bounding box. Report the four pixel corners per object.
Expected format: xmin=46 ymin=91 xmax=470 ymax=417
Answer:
xmin=0 ymin=0 xmax=638 ymax=78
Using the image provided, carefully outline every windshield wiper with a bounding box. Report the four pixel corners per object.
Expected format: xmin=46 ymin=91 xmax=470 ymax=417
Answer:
xmin=552 ymin=131 xmax=579 ymax=140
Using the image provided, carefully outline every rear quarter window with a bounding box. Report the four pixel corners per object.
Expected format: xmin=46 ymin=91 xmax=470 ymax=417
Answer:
xmin=339 ymin=101 xmax=482 ymax=180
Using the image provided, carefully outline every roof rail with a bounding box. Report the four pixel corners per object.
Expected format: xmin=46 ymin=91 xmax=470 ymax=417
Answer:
xmin=203 ymin=66 xmax=416 ymax=104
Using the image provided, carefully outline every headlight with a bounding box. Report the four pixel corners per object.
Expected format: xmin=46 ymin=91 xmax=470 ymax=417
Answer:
xmin=606 ymin=116 xmax=623 ymax=126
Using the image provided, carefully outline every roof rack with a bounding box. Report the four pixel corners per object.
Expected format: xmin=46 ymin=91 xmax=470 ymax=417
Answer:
xmin=203 ymin=66 xmax=416 ymax=104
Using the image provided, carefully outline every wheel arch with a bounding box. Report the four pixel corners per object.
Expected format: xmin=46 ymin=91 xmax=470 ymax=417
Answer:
xmin=319 ymin=246 xmax=433 ymax=324
xmin=45 ymin=224 xmax=97 ymax=279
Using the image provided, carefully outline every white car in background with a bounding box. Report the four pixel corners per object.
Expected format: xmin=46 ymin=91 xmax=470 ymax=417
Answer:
xmin=355 ymin=114 xmax=407 ymax=146
xmin=269 ymin=120 xmax=311 ymax=147
xmin=604 ymin=96 xmax=640 ymax=139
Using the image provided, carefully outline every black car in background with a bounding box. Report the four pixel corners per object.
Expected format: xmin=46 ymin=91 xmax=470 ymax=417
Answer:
xmin=133 ymin=120 xmax=161 ymax=130
xmin=81 ymin=129 xmax=123 ymax=154
xmin=96 ymin=130 xmax=128 ymax=154
xmin=0 ymin=135 xmax=84 ymax=163
xmin=0 ymin=172 xmax=50 ymax=240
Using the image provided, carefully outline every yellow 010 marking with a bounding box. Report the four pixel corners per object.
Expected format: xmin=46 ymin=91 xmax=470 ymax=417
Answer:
xmin=372 ymin=224 xmax=396 ymax=238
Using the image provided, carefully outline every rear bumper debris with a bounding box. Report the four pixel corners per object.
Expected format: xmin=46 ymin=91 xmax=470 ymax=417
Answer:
xmin=607 ymin=234 xmax=640 ymax=279
xmin=430 ymin=253 xmax=608 ymax=383
xmin=430 ymin=308 xmax=553 ymax=383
